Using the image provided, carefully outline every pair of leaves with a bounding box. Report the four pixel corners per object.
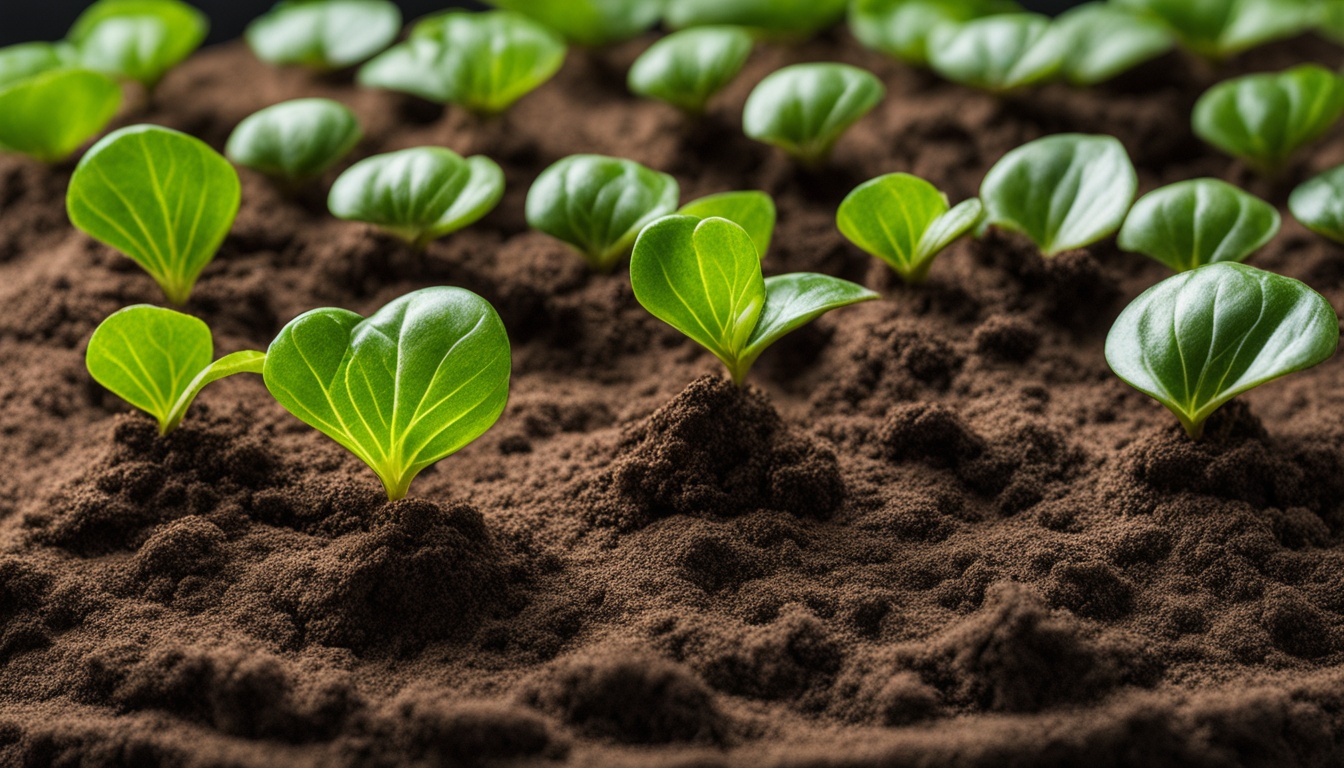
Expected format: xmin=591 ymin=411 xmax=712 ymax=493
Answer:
xmin=1119 ymin=178 xmax=1279 ymax=273
xmin=484 ymin=0 xmax=661 ymax=47
xmin=67 ymin=125 xmax=241 ymax=304
xmin=1112 ymin=0 xmax=1316 ymax=61
xmin=628 ymin=26 xmax=754 ymax=115
xmin=742 ymin=63 xmax=885 ymax=164
xmin=226 ymin=98 xmax=363 ymax=183
xmin=927 ymin=13 xmax=1066 ymax=93
xmin=0 ymin=64 xmax=122 ymax=162
xmin=1290 ymin=165 xmax=1344 ymax=244
xmin=837 ymin=173 xmax=983 ymax=284
xmin=1193 ymin=65 xmax=1344 ymax=175
xmin=67 ymin=0 xmax=208 ymax=89
xmin=247 ymin=0 xmax=402 ymax=70
xmin=1106 ymin=262 xmax=1338 ymax=439
xmin=848 ymin=0 xmax=1021 ymax=65
xmin=664 ymin=0 xmax=849 ymax=38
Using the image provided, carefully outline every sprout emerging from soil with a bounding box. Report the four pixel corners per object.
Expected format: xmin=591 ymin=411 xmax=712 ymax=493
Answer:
xmin=837 ymin=172 xmax=983 ymax=284
xmin=247 ymin=0 xmax=402 ymax=71
xmin=742 ymin=63 xmax=885 ymax=165
xmin=1290 ymin=164 xmax=1344 ymax=245
xmin=1118 ymin=178 xmax=1280 ymax=273
xmin=627 ymin=27 xmax=754 ymax=116
xmin=226 ymin=98 xmax=363 ymax=185
xmin=926 ymin=13 xmax=1067 ymax=94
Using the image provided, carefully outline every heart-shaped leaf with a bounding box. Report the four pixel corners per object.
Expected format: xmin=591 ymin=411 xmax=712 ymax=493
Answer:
xmin=1053 ymin=3 xmax=1173 ymax=86
xmin=678 ymin=190 xmax=776 ymax=256
xmin=628 ymin=26 xmax=754 ymax=115
xmin=742 ymin=62 xmax=885 ymax=164
xmin=927 ymin=13 xmax=1067 ymax=93
xmin=247 ymin=0 xmax=402 ymax=70
xmin=981 ymin=133 xmax=1137 ymax=257
xmin=1290 ymin=164 xmax=1344 ymax=244
xmin=848 ymin=0 xmax=1022 ymax=65
xmin=67 ymin=125 xmax=241 ymax=304
xmin=0 ymin=68 xmax=122 ymax=163
xmin=1106 ymin=262 xmax=1338 ymax=439
xmin=226 ymin=98 xmax=363 ymax=184
xmin=1112 ymin=0 xmax=1316 ymax=60
xmin=263 ymin=287 xmax=511 ymax=500
xmin=1119 ymin=178 xmax=1280 ymax=272
xmin=68 ymin=0 xmax=208 ymax=89
xmin=1193 ymin=64 xmax=1344 ymax=174
xmin=0 ymin=42 xmax=68 ymax=89
xmin=837 ymin=172 xmax=983 ymax=283
xmin=484 ymin=0 xmax=661 ymax=47
xmin=663 ymin=0 xmax=849 ymax=38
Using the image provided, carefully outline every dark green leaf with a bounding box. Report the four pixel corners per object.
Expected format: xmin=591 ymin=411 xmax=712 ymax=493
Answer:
xmin=1290 ymin=164 xmax=1344 ymax=244
xmin=1193 ymin=64 xmax=1344 ymax=174
xmin=1119 ymin=178 xmax=1279 ymax=272
xmin=742 ymin=63 xmax=885 ymax=164
xmin=627 ymin=26 xmax=753 ymax=114
xmin=247 ymin=0 xmax=401 ymax=70
xmin=226 ymin=98 xmax=363 ymax=183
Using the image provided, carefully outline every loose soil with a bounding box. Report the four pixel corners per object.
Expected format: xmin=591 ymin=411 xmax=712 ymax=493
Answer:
xmin=3 ymin=28 xmax=1344 ymax=768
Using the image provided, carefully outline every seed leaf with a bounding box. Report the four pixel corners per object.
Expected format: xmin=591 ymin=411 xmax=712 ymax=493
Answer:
xmin=247 ymin=0 xmax=402 ymax=70
xmin=927 ymin=13 xmax=1067 ymax=93
xmin=484 ymin=0 xmax=661 ymax=47
xmin=1290 ymin=164 xmax=1344 ymax=244
xmin=68 ymin=0 xmax=208 ymax=89
xmin=742 ymin=63 xmax=885 ymax=164
xmin=848 ymin=0 xmax=1022 ymax=65
xmin=1193 ymin=65 xmax=1344 ymax=174
xmin=678 ymin=190 xmax=777 ymax=256
xmin=837 ymin=172 xmax=982 ymax=283
xmin=1054 ymin=3 xmax=1173 ymax=86
xmin=1112 ymin=0 xmax=1315 ymax=60
xmin=664 ymin=0 xmax=848 ymax=37
xmin=226 ymin=98 xmax=363 ymax=183
xmin=740 ymin=273 xmax=880 ymax=372
xmin=1119 ymin=178 xmax=1279 ymax=273
xmin=628 ymin=26 xmax=753 ymax=114
xmin=0 ymin=68 xmax=122 ymax=163
xmin=0 ymin=42 xmax=68 ymax=89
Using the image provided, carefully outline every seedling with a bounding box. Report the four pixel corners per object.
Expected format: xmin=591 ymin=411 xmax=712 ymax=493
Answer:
xmin=742 ymin=63 xmax=885 ymax=165
xmin=1112 ymin=0 xmax=1315 ymax=61
xmin=263 ymin=287 xmax=511 ymax=501
xmin=526 ymin=154 xmax=679 ymax=271
xmin=226 ymin=98 xmax=363 ymax=185
xmin=0 ymin=42 xmax=68 ymax=88
xmin=663 ymin=0 xmax=848 ymax=38
xmin=980 ymin=133 xmax=1137 ymax=257
xmin=679 ymin=190 xmax=777 ymax=257
xmin=0 ymin=68 xmax=122 ymax=163
xmin=67 ymin=0 xmax=208 ymax=91
xmin=328 ymin=147 xmax=505 ymax=250
xmin=67 ymin=125 xmax=241 ymax=304
xmin=1119 ymin=178 xmax=1279 ymax=273
xmin=1193 ymin=65 xmax=1344 ymax=176
xmin=1290 ymin=165 xmax=1344 ymax=244
xmin=631 ymin=216 xmax=878 ymax=385
xmin=837 ymin=173 xmax=983 ymax=284
xmin=86 ymin=305 xmax=265 ymax=435
xmin=247 ymin=0 xmax=401 ymax=70
xmin=849 ymin=0 xmax=1021 ymax=65
xmin=627 ymin=27 xmax=753 ymax=115
xmin=358 ymin=11 xmax=565 ymax=116
xmin=926 ymin=14 xmax=1067 ymax=93
xmin=1106 ymin=262 xmax=1337 ymax=439
xmin=1053 ymin=3 xmax=1174 ymax=86
xmin=484 ymin=0 xmax=660 ymax=47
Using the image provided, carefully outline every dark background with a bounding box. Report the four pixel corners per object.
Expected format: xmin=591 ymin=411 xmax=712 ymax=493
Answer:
xmin=1 ymin=0 xmax=1084 ymax=46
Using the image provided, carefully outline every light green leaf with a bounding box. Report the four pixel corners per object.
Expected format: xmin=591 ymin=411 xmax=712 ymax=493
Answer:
xmin=1053 ymin=3 xmax=1174 ymax=86
xmin=627 ymin=26 xmax=753 ymax=115
xmin=247 ymin=0 xmax=402 ymax=70
xmin=1119 ymin=178 xmax=1279 ymax=273
xmin=1112 ymin=0 xmax=1316 ymax=60
xmin=263 ymin=287 xmax=512 ymax=501
xmin=0 ymin=68 xmax=123 ymax=163
xmin=848 ymin=0 xmax=1022 ymax=65
xmin=483 ymin=0 xmax=662 ymax=47
xmin=226 ymin=98 xmax=363 ymax=183
xmin=67 ymin=125 xmax=240 ymax=303
xmin=837 ymin=172 xmax=982 ymax=283
xmin=678 ymin=190 xmax=776 ymax=256
xmin=1105 ymin=262 xmax=1338 ymax=439
xmin=738 ymin=273 xmax=879 ymax=373
xmin=1290 ymin=164 xmax=1344 ymax=245
xmin=68 ymin=0 xmax=208 ymax=89
xmin=742 ymin=63 xmax=885 ymax=164
xmin=663 ymin=0 xmax=848 ymax=37
xmin=927 ymin=13 xmax=1066 ymax=93
xmin=0 ymin=42 xmax=68 ymax=89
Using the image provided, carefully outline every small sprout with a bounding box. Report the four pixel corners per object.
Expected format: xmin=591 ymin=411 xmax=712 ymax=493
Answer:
xmin=247 ymin=0 xmax=401 ymax=71
xmin=226 ymin=98 xmax=363 ymax=185
xmin=1119 ymin=178 xmax=1280 ymax=273
xmin=484 ymin=0 xmax=661 ymax=47
xmin=742 ymin=63 xmax=885 ymax=165
xmin=927 ymin=13 xmax=1067 ymax=93
xmin=1290 ymin=165 xmax=1344 ymax=244
xmin=632 ymin=216 xmax=878 ymax=385
xmin=1106 ymin=262 xmax=1337 ymax=440
xmin=263 ymin=287 xmax=511 ymax=501
xmin=86 ymin=305 xmax=265 ymax=435
xmin=67 ymin=125 xmax=240 ymax=303
xmin=0 ymin=42 xmax=69 ymax=88
xmin=526 ymin=154 xmax=680 ymax=271
xmin=837 ymin=173 xmax=983 ymax=284
xmin=1193 ymin=65 xmax=1344 ymax=176
xmin=848 ymin=0 xmax=1020 ymax=65
xmin=0 ymin=68 xmax=123 ymax=163
xmin=328 ymin=147 xmax=505 ymax=250
xmin=1053 ymin=3 xmax=1174 ymax=86
xmin=1112 ymin=0 xmax=1315 ymax=61
xmin=679 ymin=190 xmax=777 ymax=256
xmin=980 ymin=133 xmax=1137 ymax=257
xmin=67 ymin=0 xmax=208 ymax=91
xmin=627 ymin=27 xmax=753 ymax=115
xmin=664 ymin=0 xmax=848 ymax=38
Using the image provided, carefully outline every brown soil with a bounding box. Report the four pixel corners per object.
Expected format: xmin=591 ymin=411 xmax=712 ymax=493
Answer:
xmin=2 ymin=28 xmax=1344 ymax=768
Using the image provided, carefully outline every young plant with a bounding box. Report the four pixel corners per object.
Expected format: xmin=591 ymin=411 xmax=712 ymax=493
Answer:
xmin=226 ymin=98 xmax=363 ymax=185
xmin=1111 ymin=0 xmax=1315 ymax=61
xmin=1192 ymin=65 xmax=1344 ymax=176
xmin=67 ymin=0 xmax=208 ymax=91
xmin=1118 ymin=178 xmax=1279 ymax=273
xmin=837 ymin=173 xmax=983 ymax=284
xmin=358 ymin=11 xmax=566 ymax=116
xmin=1052 ymin=3 xmax=1174 ymax=86
xmin=0 ymin=67 xmax=122 ymax=162
xmin=742 ymin=63 xmax=885 ymax=165
xmin=1106 ymin=262 xmax=1337 ymax=439
xmin=632 ymin=216 xmax=878 ymax=385
xmin=1290 ymin=165 xmax=1344 ymax=244
xmin=980 ymin=133 xmax=1137 ymax=257
xmin=663 ymin=0 xmax=848 ymax=38
xmin=627 ymin=27 xmax=753 ymax=115
xmin=679 ymin=190 xmax=776 ymax=257
xmin=247 ymin=0 xmax=402 ymax=71
xmin=525 ymin=154 xmax=679 ymax=271
xmin=0 ymin=42 xmax=69 ymax=88
xmin=848 ymin=0 xmax=1021 ymax=66
xmin=926 ymin=14 xmax=1067 ymax=93
xmin=263 ymin=287 xmax=511 ymax=501
xmin=484 ymin=0 xmax=661 ymax=47
xmin=86 ymin=305 xmax=265 ymax=435
xmin=328 ymin=147 xmax=505 ymax=250
xmin=67 ymin=125 xmax=241 ymax=303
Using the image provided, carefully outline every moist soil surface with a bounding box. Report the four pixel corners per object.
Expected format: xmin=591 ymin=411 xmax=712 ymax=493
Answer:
xmin=3 ymin=29 xmax=1344 ymax=768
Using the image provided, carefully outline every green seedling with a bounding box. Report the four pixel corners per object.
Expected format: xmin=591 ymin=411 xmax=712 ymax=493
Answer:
xmin=226 ymin=98 xmax=362 ymax=185
xmin=664 ymin=0 xmax=848 ymax=38
xmin=837 ymin=173 xmax=983 ymax=284
xmin=679 ymin=190 xmax=776 ymax=256
xmin=328 ymin=147 xmax=505 ymax=250
xmin=484 ymin=0 xmax=661 ymax=47
xmin=68 ymin=0 xmax=208 ymax=91
xmin=927 ymin=13 xmax=1067 ymax=93
xmin=0 ymin=42 xmax=70 ymax=88
xmin=1106 ymin=262 xmax=1337 ymax=439
xmin=358 ymin=11 xmax=565 ymax=116
xmin=980 ymin=133 xmax=1137 ymax=256
xmin=848 ymin=0 xmax=1021 ymax=65
xmin=67 ymin=125 xmax=241 ymax=303
xmin=1193 ymin=65 xmax=1344 ymax=176
xmin=632 ymin=216 xmax=878 ymax=385
xmin=627 ymin=26 xmax=753 ymax=115
xmin=526 ymin=154 xmax=680 ymax=271
xmin=0 ymin=67 xmax=122 ymax=162
xmin=263 ymin=286 xmax=511 ymax=501
xmin=1112 ymin=0 xmax=1316 ymax=61
xmin=86 ymin=305 xmax=265 ymax=435
xmin=1290 ymin=165 xmax=1344 ymax=244
xmin=1119 ymin=178 xmax=1279 ymax=273
xmin=742 ymin=63 xmax=885 ymax=165
xmin=1053 ymin=3 xmax=1174 ymax=86
xmin=247 ymin=0 xmax=402 ymax=70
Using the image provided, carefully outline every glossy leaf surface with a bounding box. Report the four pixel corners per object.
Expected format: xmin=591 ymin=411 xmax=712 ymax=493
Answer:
xmin=848 ymin=0 xmax=1022 ymax=64
xmin=1112 ymin=0 xmax=1316 ymax=59
xmin=226 ymin=98 xmax=362 ymax=183
xmin=1054 ymin=3 xmax=1173 ymax=86
xmin=1192 ymin=65 xmax=1344 ymax=173
xmin=838 ymin=173 xmax=983 ymax=283
xmin=247 ymin=0 xmax=401 ymax=70
xmin=1119 ymin=178 xmax=1279 ymax=272
xmin=0 ymin=68 xmax=122 ymax=162
xmin=68 ymin=0 xmax=208 ymax=88
xmin=1290 ymin=164 xmax=1344 ymax=244
xmin=742 ymin=63 xmax=885 ymax=164
xmin=678 ymin=190 xmax=776 ymax=256
xmin=927 ymin=13 xmax=1066 ymax=93
xmin=628 ymin=26 xmax=753 ymax=114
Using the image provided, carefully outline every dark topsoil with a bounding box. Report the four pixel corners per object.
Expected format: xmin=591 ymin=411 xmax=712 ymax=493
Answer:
xmin=3 ymin=27 xmax=1344 ymax=768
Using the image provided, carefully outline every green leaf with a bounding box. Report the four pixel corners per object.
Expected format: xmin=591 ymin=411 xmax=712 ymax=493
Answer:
xmin=678 ymin=190 xmax=776 ymax=256
xmin=226 ymin=98 xmax=363 ymax=183
xmin=1192 ymin=65 xmax=1344 ymax=175
xmin=483 ymin=0 xmax=662 ymax=47
xmin=1105 ymin=262 xmax=1338 ymax=439
xmin=980 ymin=133 xmax=1137 ymax=257
xmin=1321 ymin=1 xmax=1344 ymax=45
xmin=328 ymin=147 xmax=505 ymax=249
xmin=359 ymin=11 xmax=565 ymax=115
xmin=525 ymin=154 xmax=680 ymax=271
xmin=263 ymin=287 xmax=511 ymax=501
xmin=1118 ymin=178 xmax=1279 ymax=273
xmin=68 ymin=0 xmax=208 ymax=89
xmin=247 ymin=0 xmax=402 ymax=70
xmin=86 ymin=305 xmax=265 ymax=434
xmin=837 ymin=172 xmax=983 ymax=284
xmin=663 ymin=0 xmax=848 ymax=37
xmin=0 ymin=42 xmax=68 ymax=89
xmin=1053 ymin=3 xmax=1174 ymax=86
xmin=0 ymin=68 xmax=123 ymax=163
xmin=1112 ymin=0 xmax=1316 ymax=60
xmin=627 ymin=26 xmax=753 ymax=115
xmin=927 ymin=13 xmax=1067 ymax=93
xmin=742 ymin=63 xmax=885 ymax=164
xmin=67 ymin=125 xmax=240 ymax=303
xmin=1291 ymin=165 xmax=1344 ymax=245
xmin=738 ymin=273 xmax=880 ymax=373
xmin=848 ymin=0 xmax=1022 ymax=65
